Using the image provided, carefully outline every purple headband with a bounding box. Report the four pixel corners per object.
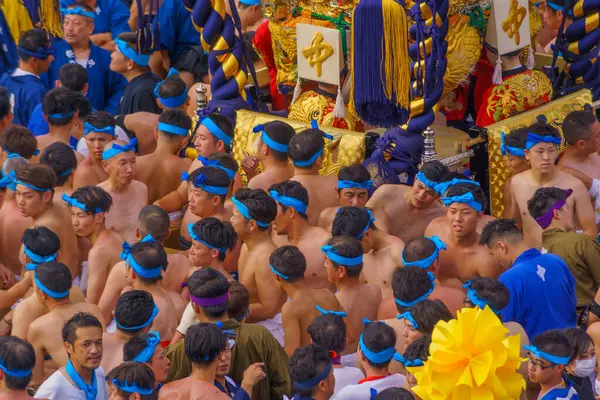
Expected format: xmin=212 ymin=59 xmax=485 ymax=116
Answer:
xmin=190 ymin=292 xmax=229 ymax=307
xmin=534 ymin=189 xmax=573 ymax=229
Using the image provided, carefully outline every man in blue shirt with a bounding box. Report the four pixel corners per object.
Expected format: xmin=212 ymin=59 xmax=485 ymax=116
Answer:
xmin=480 ymin=218 xmax=576 ymax=339
xmin=0 ymin=8 xmax=18 ymax=75
xmin=0 ymin=28 xmax=54 ymax=127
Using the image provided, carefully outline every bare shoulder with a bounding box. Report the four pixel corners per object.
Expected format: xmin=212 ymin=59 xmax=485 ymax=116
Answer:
xmin=424 ymin=216 xmax=446 ymax=235
xmin=558 ymin=170 xmax=587 ymax=191
xmin=158 ymin=380 xmax=187 ymax=399
xmin=312 ymin=225 xmax=331 ymax=242
xmin=365 ymin=283 xmax=382 ymax=299
xmin=510 ymin=170 xmax=530 ymax=186
xmin=369 ymin=184 xmax=407 ymax=203
xmin=131 ymin=180 xmax=149 ymax=192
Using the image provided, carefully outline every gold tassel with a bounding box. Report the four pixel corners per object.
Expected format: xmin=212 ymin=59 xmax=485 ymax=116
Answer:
xmin=348 ymin=6 xmax=356 ymax=115
xmin=381 ymin=0 xmax=410 ymax=109
xmin=39 ymin=0 xmax=63 ymax=38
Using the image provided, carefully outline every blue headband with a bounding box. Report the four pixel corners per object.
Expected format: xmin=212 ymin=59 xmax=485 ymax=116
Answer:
xmin=235 ymin=309 xmax=250 ymax=321
xmin=392 ymin=353 xmax=425 ymax=367
xmin=239 ymin=0 xmax=260 ymax=4
xmin=24 ymin=246 xmax=57 ymax=271
xmin=181 ymin=171 xmax=228 ymax=195
xmin=359 ymin=332 xmax=396 ymax=364
xmin=102 ymin=139 xmax=137 ymax=161
xmin=158 ymin=122 xmax=188 ymax=137
xmin=395 ymin=272 xmax=436 ymax=307
xmin=434 ymin=178 xmax=480 ymax=197
xmin=0 ymin=359 xmax=32 ymax=378
xmin=321 ymin=245 xmax=363 ymax=266
xmin=337 ymin=180 xmax=373 ymax=190
xmin=253 ymin=124 xmax=288 ymax=153
xmin=120 ymin=241 xmax=163 ymax=279
xmin=416 ymin=171 xmax=439 ymax=191
xmin=35 ymin=272 xmax=70 ymax=298
xmin=232 ymin=196 xmax=270 ymax=227
xmin=397 ymin=311 xmax=419 ymax=329
xmin=17 ymin=46 xmax=54 ymax=59
xmin=84 ymin=122 xmax=115 ymax=137
xmin=188 ymin=223 xmax=227 ymax=253
xmin=47 ymin=111 xmax=75 ymax=120
xmin=201 ymin=117 xmax=232 ymax=146
xmin=293 ymin=148 xmax=323 ymax=167
xmin=0 ymin=171 xmax=15 ymax=189
xmin=116 ymin=304 xmax=159 ymax=331
xmin=115 ymin=38 xmax=150 ymax=67
xmin=132 ymin=330 xmax=160 ymax=363
xmin=524 ymin=345 xmax=570 ymax=365
xmin=15 ymin=180 xmax=51 ymax=193
xmin=500 ymin=132 xmax=525 ymax=157
xmin=525 ymin=133 xmax=562 ymax=150
xmin=315 ymin=304 xmax=347 ymax=317
xmin=294 ymin=362 xmax=332 ymax=390
xmin=270 ymin=264 xmax=289 ymax=280
xmin=59 ymin=168 xmax=72 ymax=177
xmin=154 ymin=68 xmax=187 ymax=108
xmin=441 ymin=192 xmax=483 ymax=212
xmin=401 ymin=236 xmax=446 ymax=268
xmin=62 ymin=193 xmax=103 ymax=214
xmin=61 ymin=6 xmax=96 ymax=19
xmin=357 ymin=209 xmax=376 ymax=238
xmin=269 ymin=190 xmax=308 ymax=215
xmin=197 ymin=155 xmax=236 ymax=180
xmin=463 ymin=281 xmax=500 ymax=314
xmin=111 ymin=378 xmax=153 ymax=395
xmin=546 ymin=1 xmax=564 ymax=11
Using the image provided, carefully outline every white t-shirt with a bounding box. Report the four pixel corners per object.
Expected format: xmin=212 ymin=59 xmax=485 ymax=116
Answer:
xmin=332 ymin=373 xmax=406 ymax=400
xmin=589 ymin=179 xmax=600 ymax=226
xmin=35 ymin=367 xmax=108 ymax=400
xmin=333 ymin=367 xmax=365 ymax=396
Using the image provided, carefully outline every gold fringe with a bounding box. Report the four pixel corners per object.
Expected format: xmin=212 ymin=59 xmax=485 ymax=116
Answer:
xmin=39 ymin=0 xmax=63 ymax=38
xmin=381 ymin=0 xmax=410 ymax=109
xmin=348 ymin=6 xmax=356 ymax=115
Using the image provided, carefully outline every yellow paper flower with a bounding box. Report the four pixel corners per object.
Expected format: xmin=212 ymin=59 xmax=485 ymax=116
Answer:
xmin=407 ymin=306 xmax=526 ymax=400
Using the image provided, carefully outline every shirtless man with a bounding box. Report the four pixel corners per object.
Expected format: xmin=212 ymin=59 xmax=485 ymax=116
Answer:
xmin=269 ymin=180 xmax=332 ymax=290
xmin=499 ymin=128 xmax=530 ymax=218
xmin=229 ymin=188 xmax=286 ymax=344
xmin=509 ymin=121 xmax=596 ymax=247
xmin=27 ymin=262 xmax=105 ymax=387
xmin=63 ymin=186 xmax=121 ymax=304
xmin=366 ymin=161 xmax=449 ymax=242
xmin=324 ymin=235 xmax=381 ymax=344
xmin=270 ymin=245 xmax=346 ymax=356
xmin=425 ymin=182 xmax=501 ymax=288
xmin=332 ymin=206 xmax=404 ymax=297
xmin=289 ymin=128 xmax=338 ymax=224
xmin=98 ymin=139 xmax=148 ymax=243
xmin=101 ymin=290 xmax=158 ymax=374
xmin=377 ymin=237 xmax=465 ymax=320
xmin=40 ymin=142 xmax=78 ymax=201
xmin=0 ymin=336 xmax=39 ymax=400
xmin=244 ymin=121 xmax=295 ymax=191
xmin=558 ymin=109 xmax=600 ymax=180
xmin=318 ymin=164 xmax=389 ymax=233
xmin=136 ymin=109 xmax=192 ymax=203
xmin=73 ymin=111 xmax=117 ymax=189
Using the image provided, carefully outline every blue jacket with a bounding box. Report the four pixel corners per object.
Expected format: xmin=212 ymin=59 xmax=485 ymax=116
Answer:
xmin=157 ymin=0 xmax=200 ymax=61
xmin=0 ymin=9 xmax=18 ymax=75
xmin=60 ymin=0 xmax=130 ymax=38
xmin=0 ymin=73 xmax=46 ymax=126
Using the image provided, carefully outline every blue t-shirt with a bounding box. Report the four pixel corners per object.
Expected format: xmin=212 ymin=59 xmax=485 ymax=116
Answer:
xmin=499 ymin=248 xmax=576 ymax=339
xmin=0 ymin=73 xmax=46 ymax=126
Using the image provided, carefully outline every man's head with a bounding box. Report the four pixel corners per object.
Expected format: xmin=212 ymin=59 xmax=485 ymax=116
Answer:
xmin=230 ymin=188 xmax=277 ymax=237
xmin=155 ymin=73 xmax=189 ymax=110
xmin=21 ymin=226 xmax=60 ymax=271
xmin=523 ymin=122 xmax=562 ymax=174
xmin=188 ymin=217 xmax=237 ymax=267
xmin=123 ymin=241 xmax=168 ymax=285
xmin=401 ymin=236 xmax=446 ymax=274
xmin=400 ymin=299 xmax=452 ymax=347
xmin=392 ymin=267 xmax=436 ymax=314
xmin=62 ymin=312 xmax=103 ymax=370
xmin=289 ymin=344 xmax=335 ymax=399
xmin=137 ymin=205 xmax=170 ymax=243
xmin=202 ymin=152 xmax=238 ymax=187
xmin=288 ymin=128 xmax=327 ymax=171
xmin=270 ymin=245 xmax=306 ymax=288
xmin=542 ymin=0 xmax=567 ymax=31
xmin=401 ymin=336 xmax=431 ymax=389
xmin=411 ymin=161 xmax=449 ymax=209
xmin=0 ymin=125 xmax=38 ymax=162
xmin=110 ymin=32 xmax=151 ymax=74
xmin=17 ymin=28 xmax=54 ymax=74
xmin=185 ymin=323 xmax=227 ymax=368
xmin=114 ymin=290 xmax=157 ymax=335
xmin=336 ymin=164 xmax=372 ymax=207
xmin=40 ymin=142 xmax=77 ymax=186
xmin=236 ymin=0 xmax=263 ymax=28
xmin=57 ymin=63 xmax=88 ymax=94
xmin=123 ymin=333 xmax=170 ymax=384
xmin=562 ymin=108 xmax=600 ymax=156
xmin=442 ymin=183 xmax=486 ymax=238
xmin=323 ymin=236 xmax=364 ymax=285
xmin=194 ymin=114 xmax=234 ymax=156
xmin=269 ymin=180 xmax=309 ymax=235
xmin=106 ymin=362 xmax=156 ymax=400
xmin=502 ymin=128 xmax=529 ymax=174
xmin=307 ymin=314 xmax=346 ymax=355
xmin=527 ymin=187 xmax=574 ymax=232
xmin=34 ymin=261 xmax=71 ymax=303
xmin=188 ymin=268 xmax=230 ymax=320
xmin=0 ymin=86 xmax=14 ymax=129
xmin=462 ymin=277 xmax=510 ymax=314
xmin=102 ymin=140 xmax=136 ymax=186
xmin=85 ymin=111 xmax=117 ymax=161
xmin=526 ymin=329 xmax=573 ymax=385
xmin=62 ymin=3 xmax=95 ymax=46
xmin=256 ymin=121 xmax=295 ymax=163
xmin=331 ymin=207 xmax=376 ymax=252
xmin=187 ymin=166 xmax=230 ymax=218
xmin=0 ymin=336 xmax=35 ymax=391
xmin=359 ymin=320 xmax=397 ymax=371
xmin=66 ymin=186 xmax=113 ymax=237
xmin=156 ymin=109 xmax=191 ymax=150
xmin=479 ymin=219 xmax=524 ymax=270
xmin=15 ymin=164 xmax=56 ymax=217
xmin=374 ymin=388 xmax=416 ymax=400
xmin=227 ymin=281 xmax=250 ymax=322
xmin=71 ymin=93 xmax=92 ymax=140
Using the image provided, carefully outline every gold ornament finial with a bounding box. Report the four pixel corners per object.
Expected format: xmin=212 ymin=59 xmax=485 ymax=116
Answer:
xmin=302 ymin=32 xmax=334 ymax=77
xmin=503 ymin=0 xmax=527 ymax=46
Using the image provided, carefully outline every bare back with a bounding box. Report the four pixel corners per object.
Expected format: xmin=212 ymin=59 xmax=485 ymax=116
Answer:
xmin=559 ymin=153 xmax=600 ymax=181
xmin=362 ymin=235 xmax=405 ymax=297
xmin=85 ymin=230 xmax=124 ymax=304
xmin=162 ymin=253 xmax=191 ymax=293
xmin=0 ymin=198 xmax=32 ymax=274
xmin=179 ymin=207 xmax=232 ymax=245
xmin=99 ymin=180 xmax=148 ymax=243
xmin=248 ymin=165 xmax=294 ymax=192
xmin=291 ymin=174 xmax=338 ymax=224
xmin=100 ymin=333 xmax=128 ymax=374
xmin=73 ymin=157 xmax=108 ymax=189
xmin=136 ymin=153 xmax=192 ymax=204
xmin=140 ymin=285 xmax=178 ymax=342
xmin=158 ymin=377 xmax=230 ymax=400
xmin=337 ymin=283 xmax=381 ymax=341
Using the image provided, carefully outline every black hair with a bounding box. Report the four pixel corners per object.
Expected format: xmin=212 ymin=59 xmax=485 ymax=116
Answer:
xmin=403 ymin=335 xmax=431 ymax=364
xmin=190 ymin=217 xmax=238 ymax=261
xmin=562 ymin=109 xmax=598 ymax=145
xmin=362 ymin=321 xmax=397 ymax=368
xmin=189 ymin=166 xmax=231 ymax=204
xmin=74 ymin=92 xmax=92 ymax=120
xmin=0 ymin=126 xmax=38 ymax=159
xmin=117 ymin=32 xmax=152 ymax=58
xmin=562 ymin=328 xmax=593 ymax=362
xmin=233 ymin=188 xmax=277 ymax=230
xmin=323 ymin=236 xmax=364 ymax=277
xmin=85 ymin=110 xmax=116 ymax=132
xmin=527 ymin=187 xmax=571 ymax=220
xmin=420 ymin=161 xmax=449 ymax=184
xmin=57 ymin=63 xmax=88 ymax=92
xmin=16 ymin=164 xmax=57 ymax=192
xmin=479 ymin=218 xmax=523 ymax=247
xmin=289 ymin=344 xmax=332 ymax=397
xmin=392 ymin=267 xmax=435 ymax=313
xmin=158 ymin=109 xmax=192 ymax=141
xmin=466 ymin=277 xmax=510 ymax=312
xmin=288 ymin=128 xmax=325 ymax=168
xmin=402 ymin=237 xmax=436 ymax=264
xmin=185 ymin=323 xmax=227 ymax=367
xmin=157 ymin=75 xmax=187 ymax=100
xmin=17 ymin=28 xmax=51 ymax=62
xmin=261 ymin=121 xmax=295 ymax=162
xmin=407 ymin=299 xmax=452 ymax=335
xmin=115 ymin=290 xmax=156 ymax=334
xmin=307 ymin=314 xmax=346 ymax=354
xmin=0 ymin=87 xmax=11 ymax=120
xmin=375 ymin=388 xmax=416 ymax=400
xmin=331 ymin=206 xmax=374 ymax=237
xmin=525 ymin=121 xmax=562 ymax=141
xmin=138 ymin=205 xmax=170 ymax=243
xmin=203 ymin=114 xmax=234 ymax=152
xmin=21 ymin=226 xmax=60 ymax=258
xmin=270 ymin=245 xmax=306 ymax=282
xmin=36 ymin=262 xmax=71 ymax=300
xmin=188 ymin=268 xmax=230 ymax=318
xmin=207 ymin=152 xmax=239 ymax=178
xmin=338 ymin=164 xmax=371 ymax=184
xmin=123 ymin=333 xmax=156 ymax=362
xmin=0 ymin=336 xmax=35 ymax=390
xmin=531 ymin=329 xmax=573 ymax=364
xmin=40 ymin=142 xmax=77 ymax=185
xmin=268 ymin=180 xmax=309 ymax=219
xmin=227 ymin=281 xmax=249 ymax=321
xmin=128 ymin=241 xmax=168 ymax=284
xmin=42 ymin=87 xmax=77 ymax=126
xmin=62 ymin=312 xmax=102 ymax=344
xmin=106 ymin=362 xmax=156 ymax=400
xmin=444 ymin=183 xmax=487 ymax=211
xmin=505 ymin=127 xmax=528 ymax=150
xmin=70 ymin=186 xmax=113 ymax=215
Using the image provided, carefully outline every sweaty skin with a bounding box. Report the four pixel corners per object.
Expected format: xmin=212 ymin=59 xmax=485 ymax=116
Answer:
xmin=362 ymin=233 xmax=405 ymax=298
xmin=291 ymin=174 xmax=338 ymax=225
xmin=336 ymin=280 xmax=382 ymax=345
xmin=99 ymin=180 xmax=148 ymax=243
